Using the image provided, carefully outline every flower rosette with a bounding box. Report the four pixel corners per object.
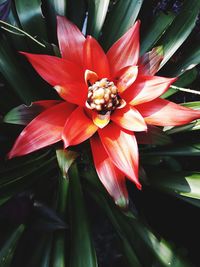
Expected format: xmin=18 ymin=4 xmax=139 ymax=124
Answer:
xmin=8 ymin=16 xmax=200 ymax=207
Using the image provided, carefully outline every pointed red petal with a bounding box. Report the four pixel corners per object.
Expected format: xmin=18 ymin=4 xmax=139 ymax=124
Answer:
xmin=99 ymin=124 xmax=141 ymax=189
xmin=62 ymin=107 xmax=98 ymax=147
xmin=116 ymin=66 xmax=138 ymax=93
xmin=107 ymin=20 xmax=140 ymax=76
xmin=57 ymin=16 xmax=85 ymax=66
xmin=139 ymin=46 xmax=164 ymax=75
xmin=111 ymin=105 xmax=147 ymax=132
xmin=136 ymin=98 xmax=200 ymax=126
xmin=21 ymin=52 xmax=83 ymax=86
xmin=83 ymin=36 xmax=110 ymax=78
xmin=123 ymin=75 xmax=176 ymax=105
xmin=8 ymin=102 xmax=75 ymax=159
xmin=90 ymin=135 xmax=129 ymax=207
xmin=54 ymin=82 xmax=87 ymax=106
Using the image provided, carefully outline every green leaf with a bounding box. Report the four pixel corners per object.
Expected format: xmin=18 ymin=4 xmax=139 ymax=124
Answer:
xmin=86 ymin=0 xmax=109 ymax=39
xmin=0 ymin=224 xmax=25 ymax=267
xmin=147 ymin=170 xmax=200 ymax=200
xmin=44 ymin=0 xmax=67 ymax=44
xmin=68 ymin=163 xmax=98 ymax=267
xmin=181 ymin=101 xmax=200 ymax=110
xmin=56 ymin=149 xmax=78 ymax=179
xmin=100 ymin=0 xmax=143 ymax=50
xmin=166 ymin=43 xmax=200 ymax=76
xmin=51 ymin=175 xmax=69 ymax=267
xmin=15 ymin=0 xmax=48 ymax=41
xmin=0 ymin=34 xmax=42 ymax=104
xmin=3 ymin=101 xmax=61 ymax=125
xmin=66 ymin=0 xmax=87 ymax=30
xmin=26 ymin=234 xmax=53 ymax=267
xmin=83 ymin=167 xmax=192 ymax=267
xmin=140 ymin=11 xmax=175 ymax=55
xmin=161 ymin=68 xmax=198 ymax=98
xmin=0 ymin=150 xmax=57 ymax=198
xmin=158 ymin=0 xmax=200 ymax=68
xmin=143 ymin=143 xmax=200 ymax=156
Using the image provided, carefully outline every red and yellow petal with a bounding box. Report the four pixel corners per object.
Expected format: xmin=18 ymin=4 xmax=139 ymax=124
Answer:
xmin=123 ymin=75 xmax=176 ymax=106
xmin=98 ymin=124 xmax=141 ymax=189
xmin=136 ymin=98 xmax=200 ymax=126
xmin=91 ymin=135 xmax=129 ymax=208
xmin=54 ymin=82 xmax=87 ymax=106
xmin=21 ymin=52 xmax=84 ymax=86
xmin=84 ymin=69 xmax=99 ymax=86
xmin=111 ymin=105 xmax=147 ymax=132
xmin=107 ymin=20 xmax=140 ymax=76
xmin=62 ymin=107 xmax=98 ymax=148
xmin=57 ymin=16 xmax=85 ymax=66
xmin=92 ymin=111 xmax=110 ymax=128
xmin=83 ymin=36 xmax=110 ymax=79
xmin=116 ymin=66 xmax=138 ymax=93
xmin=8 ymin=102 xmax=75 ymax=159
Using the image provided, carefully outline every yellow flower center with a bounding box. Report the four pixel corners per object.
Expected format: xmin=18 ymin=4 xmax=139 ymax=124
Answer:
xmin=86 ymin=78 xmax=124 ymax=114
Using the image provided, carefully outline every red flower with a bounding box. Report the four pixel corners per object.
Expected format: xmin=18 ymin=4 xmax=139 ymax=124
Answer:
xmin=8 ymin=16 xmax=200 ymax=206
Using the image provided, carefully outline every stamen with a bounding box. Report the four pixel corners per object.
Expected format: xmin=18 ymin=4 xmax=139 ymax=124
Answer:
xmin=86 ymin=78 xmax=126 ymax=114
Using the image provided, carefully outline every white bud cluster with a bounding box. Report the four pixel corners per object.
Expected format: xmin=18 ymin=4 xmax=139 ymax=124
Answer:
xmin=87 ymin=78 xmax=121 ymax=113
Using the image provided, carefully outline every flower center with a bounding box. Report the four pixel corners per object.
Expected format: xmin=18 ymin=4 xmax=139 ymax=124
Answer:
xmin=86 ymin=78 xmax=123 ymax=114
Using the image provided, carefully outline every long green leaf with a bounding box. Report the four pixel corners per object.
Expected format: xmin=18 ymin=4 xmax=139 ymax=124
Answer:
xmin=140 ymin=11 xmax=175 ymax=55
xmin=0 ymin=224 xmax=25 ymax=267
xmin=166 ymin=43 xmax=200 ymax=76
xmin=44 ymin=0 xmax=67 ymax=43
xmin=0 ymin=33 xmax=42 ymax=103
xmin=100 ymin=0 xmax=143 ymax=50
xmin=66 ymin=0 xmax=87 ymax=30
xmin=158 ymin=0 xmax=200 ymax=68
xmin=24 ymin=234 xmax=53 ymax=267
xmin=15 ymin=0 xmax=48 ymax=41
xmin=143 ymin=143 xmax=200 ymax=156
xmin=147 ymin=170 xmax=200 ymax=200
xmin=83 ymin=166 xmax=192 ymax=267
xmin=86 ymin=0 xmax=109 ymax=39
xmin=51 ymin=175 xmax=69 ymax=267
xmin=161 ymin=68 xmax=198 ymax=98
xmin=68 ymin=163 xmax=98 ymax=267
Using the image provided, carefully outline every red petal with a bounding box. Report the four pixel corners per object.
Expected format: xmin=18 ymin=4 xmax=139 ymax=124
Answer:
xmin=107 ymin=20 xmax=140 ymax=76
xmin=54 ymin=82 xmax=87 ymax=106
xmin=123 ymin=75 xmax=176 ymax=105
xmin=62 ymin=107 xmax=98 ymax=147
xmin=90 ymin=135 xmax=129 ymax=207
xmin=139 ymin=46 xmax=164 ymax=75
xmin=83 ymin=36 xmax=110 ymax=78
xmin=99 ymin=124 xmax=141 ymax=189
xmin=8 ymin=102 xmax=75 ymax=159
xmin=57 ymin=16 xmax=85 ymax=66
xmin=116 ymin=66 xmax=138 ymax=93
xmin=136 ymin=98 xmax=200 ymax=126
xmin=111 ymin=105 xmax=147 ymax=132
xmin=21 ymin=52 xmax=83 ymax=86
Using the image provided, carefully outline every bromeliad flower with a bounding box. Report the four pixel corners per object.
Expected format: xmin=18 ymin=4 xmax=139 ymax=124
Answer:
xmin=8 ymin=16 xmax=200 ymax=206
